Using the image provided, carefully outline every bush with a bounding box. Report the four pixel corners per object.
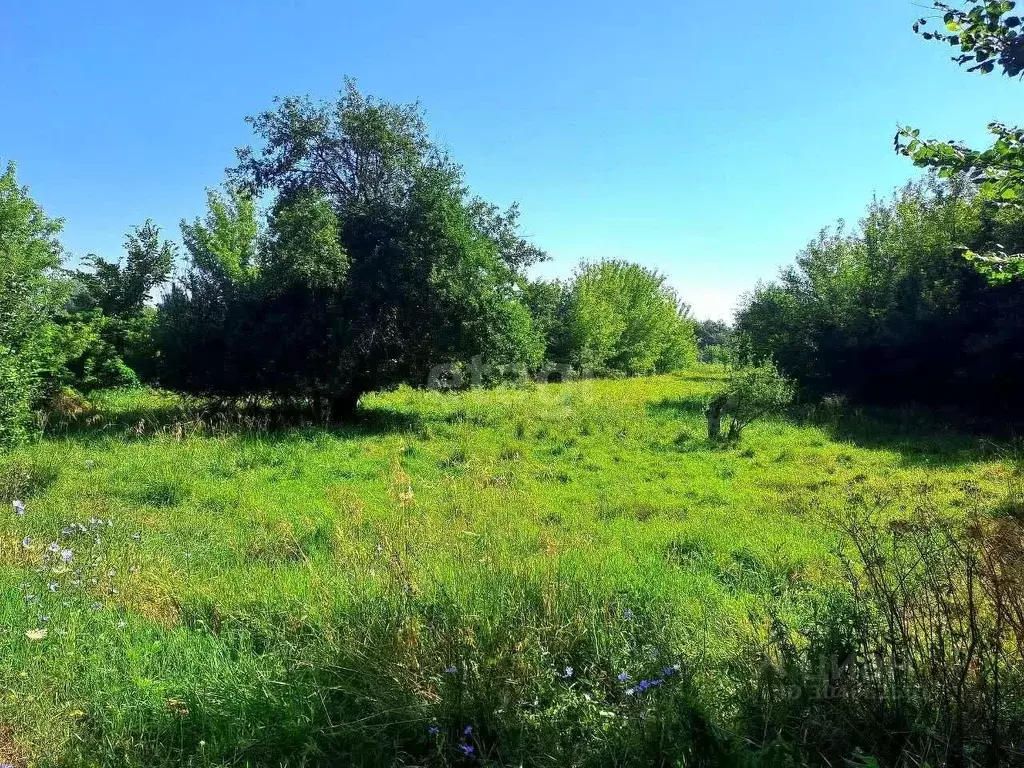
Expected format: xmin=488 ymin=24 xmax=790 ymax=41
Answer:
xmin=61 ymin=222 xmax=174 ymax=390
xmin=705 ymin=361 xmax=794 ymax=441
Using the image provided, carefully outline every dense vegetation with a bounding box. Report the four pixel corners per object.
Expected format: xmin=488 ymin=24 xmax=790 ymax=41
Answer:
xmin=735 ymin=176 xmax=1024 ymax=412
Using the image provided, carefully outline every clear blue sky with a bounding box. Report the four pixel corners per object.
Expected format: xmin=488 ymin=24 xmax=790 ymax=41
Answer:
xmin=3 ymin=0 xmax=1021 ymax=320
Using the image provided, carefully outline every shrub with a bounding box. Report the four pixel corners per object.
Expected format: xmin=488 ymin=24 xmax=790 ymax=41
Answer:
xmin=738 ymin=483 xmax=1024 ymax=766
xmin=705 ymin=361 xmax=794 ymax=441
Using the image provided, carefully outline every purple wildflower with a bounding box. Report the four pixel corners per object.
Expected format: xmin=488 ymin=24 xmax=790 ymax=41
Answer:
xmin=61 ymin=549 xmax=73 ymax=564
xmin=617 ymin=672 xmax=630 ymax=683
xmin=622 ymin=608 xmax=634 ymax=619
xmin=561 ymin=665 xmax=574 ymax=679
xmin=662 ymin=663 xmax=681 ymax=676
xmin=463 ymin=725 xmax=472 ymax=736
xmin=444 ymin=665 xmax=458 ymax=675
xmin=459 ymin=743 xmax=475 ymax=756
xmin=427 ymin=725 xmax=440 ymax=735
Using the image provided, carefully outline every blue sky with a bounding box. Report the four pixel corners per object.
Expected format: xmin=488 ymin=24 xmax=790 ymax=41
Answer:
xmin=3 ymin=0 xmax=1021 ymax=319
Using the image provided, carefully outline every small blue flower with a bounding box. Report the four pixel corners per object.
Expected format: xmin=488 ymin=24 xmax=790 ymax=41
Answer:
xmin=427 ymin=725 xmax=440 ymax=735
xmin=13 ymin=500 xmax=25 ymax=516
xmin=47 ymin=541 xmax=60 ymax=553
xmin=463 ymin=725 xmax=472 ymax=736
xmin=21 ymin=536 xmax=32 ymax=549
xmin=561 ymin=665 xmax=574 ymax=679
xmin=662 ymin=663 xmax=681 ymax=676
xmin=47 ymin=582 xmax=58 ymax=592
xmin=622 ymin=608 xmax=634 ymax=619
xmin=444 ymin=665 xmax=458 ymax=675
xmin=617 ymin=672 xmax=630 ymax=683
xmin=61 ymin=549 xmax=73 ymax=564
xmin=459 ymin=743 xmax=475 ymax=756
xmin=625 ymin=687 xmax=636 ymax=696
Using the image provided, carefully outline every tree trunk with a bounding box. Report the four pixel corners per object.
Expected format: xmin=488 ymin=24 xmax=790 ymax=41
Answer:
xmin=705 ymin=395 xmax=726 ymax=441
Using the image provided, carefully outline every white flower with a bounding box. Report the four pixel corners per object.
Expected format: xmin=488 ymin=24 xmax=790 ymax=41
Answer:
xmin=13 ymin=500 xmax=25 ymax=516
xmin=25 ymin=628 xmax=47 ymax=641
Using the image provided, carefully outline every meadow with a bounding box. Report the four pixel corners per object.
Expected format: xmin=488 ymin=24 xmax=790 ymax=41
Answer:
xmin=0 ymin=370 xmax=1011 ymax=767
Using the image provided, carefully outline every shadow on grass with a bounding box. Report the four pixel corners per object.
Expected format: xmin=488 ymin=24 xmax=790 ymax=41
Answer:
xmin=648 ymin=395 xmax=1003 ymax=468
xmin=43 ymin=397 xmax=425 ymax=445
xmin=647 ymin=395 xmax=709 ymax=420
xmin=803 ymin=407 xmax=1006 ymax=468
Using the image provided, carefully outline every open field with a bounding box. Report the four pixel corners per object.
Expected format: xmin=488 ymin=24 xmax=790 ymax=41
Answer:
xmin=0 ymin=370 xmax=1012 ymax=766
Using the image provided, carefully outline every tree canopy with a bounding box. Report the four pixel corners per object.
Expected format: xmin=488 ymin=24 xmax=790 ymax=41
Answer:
xmin=158 ymin=81 xmax=546 ymax=419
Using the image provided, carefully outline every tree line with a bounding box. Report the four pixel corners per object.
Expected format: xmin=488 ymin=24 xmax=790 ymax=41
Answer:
xmin=0 ymin=81 xmax=697 ymax=447
xmin=734 ymin=0 xmax=1024 ymax=418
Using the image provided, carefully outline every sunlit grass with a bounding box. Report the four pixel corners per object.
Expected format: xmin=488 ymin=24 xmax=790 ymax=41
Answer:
xmin=0 ymin=370 xmax=1009 ymax=766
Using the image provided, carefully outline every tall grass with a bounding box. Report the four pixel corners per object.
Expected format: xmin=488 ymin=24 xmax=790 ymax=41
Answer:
xmin=0 ymin=372 xmax=1011 ymax=766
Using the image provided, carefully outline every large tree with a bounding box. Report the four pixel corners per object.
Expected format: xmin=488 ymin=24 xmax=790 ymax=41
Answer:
xmin=158 ymin=81 xmax=544 ymax=419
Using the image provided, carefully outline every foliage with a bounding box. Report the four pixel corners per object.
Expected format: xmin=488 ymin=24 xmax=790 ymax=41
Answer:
xmin=562 ymin=260 xmax=697 ymax=375
xmin=695 ymin=319 xmax=734 ymax=363
xmin=522 ymin=278 xmax=571 ymax=363
xmin=159 ymin=82 xmax=544 ymax=419
xmin=73 ymin=221 xmax=175 ymax=318
xmin=735 ymin=176 xmax=1024 ymax=412
xmin=55 ymin=222 xmax=175 ymax=391
xmin=0 ymin=162 xmax=67 ymax=448
xmin=897 ymin=1 xmax=1024 ymax=281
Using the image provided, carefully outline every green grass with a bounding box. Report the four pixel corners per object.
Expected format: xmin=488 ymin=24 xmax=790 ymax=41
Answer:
xmin=0 ymin=371 xmax=1010 ymax=766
